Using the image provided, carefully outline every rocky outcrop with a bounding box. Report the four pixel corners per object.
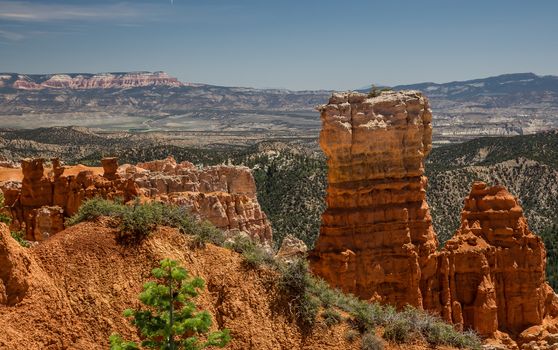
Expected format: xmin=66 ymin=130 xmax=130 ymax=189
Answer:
xmin=12 ymin=72 xmax=183 ymax=90
xmin=33 ymin=206 xmax=65 ymax=242
xmin=310 ymin=90 xmax=558 ymax=346
xmin=433 ymin=182 xmax=558 ymax=337
xmin=130 ymin=156 xmax=272 ymax=242
xmin=275 ymin=234 xmax=308 ymax=263
xmin=309 ymin=90 xmax=438 ymax=308
xmin=3 ymin=157 xmax=138 ymax=240
xmin=136 ymin=156 xmax=195 ymax=174
xmin=2 ymin=156 xmax=271 ymax=243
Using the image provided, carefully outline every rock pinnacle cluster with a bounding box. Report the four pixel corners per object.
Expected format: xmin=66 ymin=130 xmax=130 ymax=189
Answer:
xmin=310 ymin=90 xmax=558 ymax=345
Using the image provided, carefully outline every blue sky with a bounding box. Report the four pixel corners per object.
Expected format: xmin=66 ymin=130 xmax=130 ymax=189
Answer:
xmin=0 ymin=0 xmax=557 ymax=90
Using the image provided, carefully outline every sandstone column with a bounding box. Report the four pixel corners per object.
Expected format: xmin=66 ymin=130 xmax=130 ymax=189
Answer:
xmin=309 ymin=91 xmax=438 ymax=308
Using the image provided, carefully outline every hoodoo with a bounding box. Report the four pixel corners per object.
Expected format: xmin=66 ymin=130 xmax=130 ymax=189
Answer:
xmin=434 ymin=182 xmax=558 ymax=337
xmin=310 ymin=89 xmax=558 ymax=346
xmin=309 ymin=90 xmax=439 ymax=308
xmin=1 ymin=156 xmax=272 ymax=243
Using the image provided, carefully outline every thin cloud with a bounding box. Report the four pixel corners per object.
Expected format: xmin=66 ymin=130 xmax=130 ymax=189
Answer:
xmin=0 ymin=1 xmax=161 ymax=22
xmin=0 ymin=29 xmax=24 ymax=41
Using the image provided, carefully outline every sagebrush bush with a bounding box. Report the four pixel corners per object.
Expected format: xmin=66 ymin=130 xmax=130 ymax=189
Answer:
xmin=383 ymin=317 xmax=412 ymax=343
xmin=308 ymin=278 xmax=337 ymax=308
xmin=277 ymin=259 xmax=319 ymax=329
xmin=302 ymin=262 xmax=481 ymax=349
xmin=187 ymin=220 xmax=225 ymax=247
xmin=119 ymin=201 xmax=162 ymax=239
xmin=380 ymin=306 xmax=481 ymax=349
xmin=224 ymin=234 xmax=275 ymax=268
xmin=65 ymin=198 xmax=124 ymax=226
xmin=67 ymin=198 xmax=225 ymax=244
xmin=361 ymin=333 xmax=384 ymax=350
xmin=322 ymin=308 xmax=342 ymax=327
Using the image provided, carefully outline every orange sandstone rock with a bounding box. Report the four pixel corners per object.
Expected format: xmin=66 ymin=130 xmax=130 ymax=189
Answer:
xmin=0 ymin=223 xmax=32 ymax=305
xmin=2 ymin=157 xmax=272 ymax=243
xmin=309 ymin=90 xmax=558 ymax=346
xmin=3 ymin=157 xmax=140 ymax=239
xmin=434 ymin=182 xmax=558 ymax=337
xmin=101 ymin=157 xmax=119 ymax=180
xmin=131 ymin=158 xmax=271 ymax=242
xmin=32 ymin=206 xmax=65 ymax=241
xmin=309 ymin=91 xmax=438 ymax=308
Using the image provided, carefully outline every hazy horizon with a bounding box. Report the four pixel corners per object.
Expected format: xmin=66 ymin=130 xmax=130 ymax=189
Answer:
xmin=1 ymin=0 xmax=557 ymax=90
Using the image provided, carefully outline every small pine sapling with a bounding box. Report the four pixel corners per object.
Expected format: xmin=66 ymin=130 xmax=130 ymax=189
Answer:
xmin=110 ymin=258 xmax=230 ymax=350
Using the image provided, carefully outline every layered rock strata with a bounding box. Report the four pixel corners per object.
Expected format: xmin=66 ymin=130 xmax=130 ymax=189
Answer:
xmin=12 ymin=72 xmax=183 ymax=90
xmin=3 ymin=158 xmax=137 ymax=240
xmin=309 ymin=91 xmax=438 ymax=308
xmin=310 ymin=90 xmax=558 ymax=344
xmin=434 ymin=182 xmax=558 ymax=337
xmin=127 ymin=156 xmax=272 ymax=242
xmin=1 ymin=156 xmax=271 ymax=243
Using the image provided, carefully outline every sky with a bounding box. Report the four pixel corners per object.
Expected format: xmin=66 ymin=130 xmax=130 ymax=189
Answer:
xmin=0 ymin=0 xmax=557 ymax=90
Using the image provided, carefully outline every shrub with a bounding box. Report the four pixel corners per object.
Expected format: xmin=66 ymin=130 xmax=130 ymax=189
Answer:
xmin=345 ymin=329 xmax=359 ymax=343
xmin=381 ymin=306 xmax=481 ymax=349
xmin=277 ymin=259 xmax=318 ymax=329
xmin=67 ymin=198 xmax=226 ymax=245
xmin=308 ymin=277 xmax=337 ymax=308
xmin=367 ymin=85 xmax=392 ymax=98
xmin=11 ymin=230 xmax=30 ymax=248
xmin=224 ymin=234 xmax=275 ymax=268
xmin=109 ymin=258 xmax=230 ymax=350
xmin=298 ymin=293 xmax=320 ymax=329
xmin=188 ymin=222 xmax=225 ymax=247
xmin=66 ymin=198 xmax=124 ymax=226
xmin=278 ymin=259 xmax=312 ymax=298
xmin=383 ymin=317 xmax=412 ymax=343
xmin=349 ymin=301 xmax=376 ymax=333
xmin=118 ymin=201 xmax=163 ymax=240
xmin=0 ymin=213 xmax=11 ymax=225
xmin=322 ymin=308 xmax=342 ymax=327
xmin=306 ymin=273 xmax=481 ymax=349
xmin=361 ymin=333 xmax=384 ymax=350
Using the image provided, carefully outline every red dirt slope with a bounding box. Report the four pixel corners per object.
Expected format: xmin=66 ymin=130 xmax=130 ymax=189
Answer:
xmin=0 ymin=221 xmax=358 ymax=349
xmin=0 ymin=222 xmax=457 ymax=349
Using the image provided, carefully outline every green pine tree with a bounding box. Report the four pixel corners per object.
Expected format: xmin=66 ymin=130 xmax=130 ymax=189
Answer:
xmin=110 ymin=258 xmax=230 ymax=350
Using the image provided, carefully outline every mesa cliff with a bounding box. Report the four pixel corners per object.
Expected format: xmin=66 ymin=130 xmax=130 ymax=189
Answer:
xmin=1 ymin=156 xmax=271 ymax=243
xmin=4 ymin=72 xmax=184 ymax=90
xmin=310 ymin=90 xmax=558 ymax=347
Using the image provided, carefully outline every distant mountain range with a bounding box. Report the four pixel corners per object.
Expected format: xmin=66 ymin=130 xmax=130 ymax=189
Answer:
xmin=1 ymin=71 xmax=557 ymax=143
xmin=393 ymin=72 xmax=558 ymax=99
xmin=392 ymin=73 xmax=558 ymax=143
xmin=4 ymin=70 xmax=558 ymax=95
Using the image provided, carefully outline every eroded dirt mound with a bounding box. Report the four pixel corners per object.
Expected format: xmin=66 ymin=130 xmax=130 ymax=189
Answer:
xmin=0 ymin=223 xmax=34 ymax=305
xmin=1 ymin=221 xmax=361 ymax=350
